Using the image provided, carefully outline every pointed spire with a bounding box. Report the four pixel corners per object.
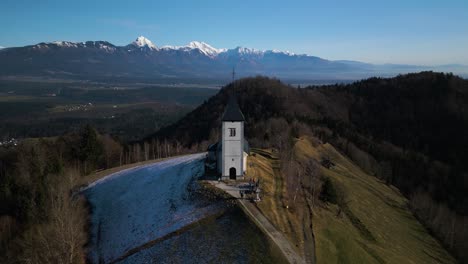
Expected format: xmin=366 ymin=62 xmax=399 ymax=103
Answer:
xmin=222 ymin=95 xmax=245 ymax=122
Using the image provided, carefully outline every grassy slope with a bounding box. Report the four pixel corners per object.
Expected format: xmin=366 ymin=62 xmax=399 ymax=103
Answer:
xmin=294 ymin=137 xmax=455 ymax=264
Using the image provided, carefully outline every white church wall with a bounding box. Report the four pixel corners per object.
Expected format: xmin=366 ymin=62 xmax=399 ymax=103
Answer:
xmin=223 ymin=157 xmax=241 ymax=176
xmin=222 ymin=122 xmax=242 ymax=141
xmin=224 ymin=141 xmax=242 ymax=156
xmin=222 ymin=121 xmax=243 ymax=178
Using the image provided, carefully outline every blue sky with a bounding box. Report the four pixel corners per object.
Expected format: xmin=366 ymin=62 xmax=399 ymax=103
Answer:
xmin=1 ymin=0 xmax=467 ymax=65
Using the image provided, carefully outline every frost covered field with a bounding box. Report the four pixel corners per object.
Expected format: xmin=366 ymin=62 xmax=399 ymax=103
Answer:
xmin=82 ymin=153 xmax=211 ymax=263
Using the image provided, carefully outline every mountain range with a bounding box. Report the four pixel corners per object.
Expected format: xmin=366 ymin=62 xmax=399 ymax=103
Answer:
xmin=1 ymin=36 xmax=467 ymax=82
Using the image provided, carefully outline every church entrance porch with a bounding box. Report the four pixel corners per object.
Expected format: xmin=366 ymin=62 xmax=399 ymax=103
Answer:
xmin=229 ymin=167 xmax=236 ymax=179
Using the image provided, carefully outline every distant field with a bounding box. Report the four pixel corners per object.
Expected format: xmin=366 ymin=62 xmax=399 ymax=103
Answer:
xmin=0 ymin=80 xmax=217 ymax=141
xmin=294 ymin=137 xmax=455 ymax=264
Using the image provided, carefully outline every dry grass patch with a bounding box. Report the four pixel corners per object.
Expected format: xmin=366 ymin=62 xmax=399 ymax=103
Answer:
xmin=247 ymin=149 xmax=309 ymax=257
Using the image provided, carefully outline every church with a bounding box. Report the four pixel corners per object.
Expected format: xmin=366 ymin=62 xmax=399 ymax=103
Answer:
xmin=206 ymin=96 xmax=249 ymax=180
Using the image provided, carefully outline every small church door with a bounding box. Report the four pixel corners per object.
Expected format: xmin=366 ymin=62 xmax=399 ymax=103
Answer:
xmin=229 ymin=167 xmax=236 ymax=179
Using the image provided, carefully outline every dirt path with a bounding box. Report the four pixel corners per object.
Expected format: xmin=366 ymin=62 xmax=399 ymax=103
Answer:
xmin=208 ymin=181 xmax=306 ymax=264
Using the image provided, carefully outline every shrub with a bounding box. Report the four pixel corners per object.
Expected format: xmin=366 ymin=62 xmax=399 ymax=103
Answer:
xmin=320 ymin=176 xmax=337 ymax=204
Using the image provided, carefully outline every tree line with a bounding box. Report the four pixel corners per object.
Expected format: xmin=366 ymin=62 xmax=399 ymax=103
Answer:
xmin=0 ymin=124 xmax=193 ymax=263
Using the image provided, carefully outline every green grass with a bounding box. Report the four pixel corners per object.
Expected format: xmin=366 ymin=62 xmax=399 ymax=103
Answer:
xmin=294 ymin=137 xmax=456 ymax=264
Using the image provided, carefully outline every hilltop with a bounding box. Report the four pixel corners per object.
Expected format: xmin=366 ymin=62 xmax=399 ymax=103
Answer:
xmin=149 ymin=72 xmax=468 ymax=262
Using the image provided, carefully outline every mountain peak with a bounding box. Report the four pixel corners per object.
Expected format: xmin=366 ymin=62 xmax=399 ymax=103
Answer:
xmin=132 ymin=36 xmax=157 ymax=49
xmin=269 ymin=49 xmax=296 ymax=56
xmin=161 ymin=41 xmax=225 ymax=57
xmin=187 ymin=41 xmax=225 ymax=57
xmin=51 ymin=41 xmax=79 ymax=47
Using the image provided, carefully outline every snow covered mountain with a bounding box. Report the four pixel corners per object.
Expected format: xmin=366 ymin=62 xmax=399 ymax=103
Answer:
xmin=162 ymin=41 xmax=226 ymax=58
xmin=133 ymin=36 xmax=157 ymax=49
xmin=0 ymin=36 xmax=466 ymax=81
xmin=127 ymin=36 xmax=158 ymax=51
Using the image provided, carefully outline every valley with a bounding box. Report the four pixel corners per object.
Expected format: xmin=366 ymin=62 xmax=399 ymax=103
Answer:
xmin=0 ymin=80 xmax=216 ymax=140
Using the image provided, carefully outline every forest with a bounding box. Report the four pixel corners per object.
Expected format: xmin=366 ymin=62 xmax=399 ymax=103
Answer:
xmin=0 ymin=124 xmax=193 ymax=263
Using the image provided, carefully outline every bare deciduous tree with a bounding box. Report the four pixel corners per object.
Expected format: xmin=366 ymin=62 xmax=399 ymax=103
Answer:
xmin=15 ymin=169 xmax=87 ymax=264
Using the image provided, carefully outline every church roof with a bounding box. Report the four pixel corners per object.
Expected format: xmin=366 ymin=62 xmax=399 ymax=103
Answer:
xmin=207 ymin=142 xmax=218 ymax=151
xmin=222 ymin=96 xmax=245 ymax=122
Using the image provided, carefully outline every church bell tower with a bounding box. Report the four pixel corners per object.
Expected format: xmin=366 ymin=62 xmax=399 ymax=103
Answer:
xmin=221 ymin=96 xmax=245 ymax=180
